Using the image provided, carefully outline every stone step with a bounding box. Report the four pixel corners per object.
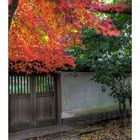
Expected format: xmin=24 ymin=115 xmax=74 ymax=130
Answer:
xmin=9 ymin=125 xmax=73 ymax=140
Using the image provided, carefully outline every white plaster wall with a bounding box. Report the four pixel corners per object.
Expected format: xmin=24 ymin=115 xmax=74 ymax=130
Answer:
xmin=60 ymin=72 xmax=119 ymax=118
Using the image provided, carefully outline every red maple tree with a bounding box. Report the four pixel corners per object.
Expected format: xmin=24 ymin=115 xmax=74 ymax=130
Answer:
xmin=9 ymin=0 xmax=131 ymax=74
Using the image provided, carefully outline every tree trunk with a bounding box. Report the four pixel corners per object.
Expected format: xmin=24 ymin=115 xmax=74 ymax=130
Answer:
xmin=9 ymin=0 xmax=19 ymax=29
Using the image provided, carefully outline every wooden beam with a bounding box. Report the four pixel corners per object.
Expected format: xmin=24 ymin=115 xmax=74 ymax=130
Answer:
xmin=30 ymin=76 xmax=37 ymax=126
xmin=55 ymin=73 xmax=62 ymax=124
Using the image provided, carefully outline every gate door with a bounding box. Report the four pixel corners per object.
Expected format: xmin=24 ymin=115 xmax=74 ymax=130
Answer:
xmin=35 ymin=75 xmax=57 ymax=127
xmin=9 ymin=74 xmax=57 ymax=132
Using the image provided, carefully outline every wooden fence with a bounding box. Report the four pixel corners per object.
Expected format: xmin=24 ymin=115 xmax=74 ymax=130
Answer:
xmin=9 ymin=74 xmax=58 ymax=132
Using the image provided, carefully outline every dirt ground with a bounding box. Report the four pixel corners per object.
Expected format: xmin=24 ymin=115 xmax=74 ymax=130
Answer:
xmin=80 ymin=119 xmax=131 ymax=140
xmin=29 ymin=118 xmax=131 ymax=140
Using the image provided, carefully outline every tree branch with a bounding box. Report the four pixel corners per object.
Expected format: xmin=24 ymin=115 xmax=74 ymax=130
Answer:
xmin=87 ymin=4 xmax=131 ymax=15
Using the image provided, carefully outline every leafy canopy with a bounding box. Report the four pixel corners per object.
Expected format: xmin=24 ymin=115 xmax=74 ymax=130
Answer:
xmin=9 ymin=0 xmax=129 ymax=74
xmin=69 ymin=13 xmax=131 ymax=107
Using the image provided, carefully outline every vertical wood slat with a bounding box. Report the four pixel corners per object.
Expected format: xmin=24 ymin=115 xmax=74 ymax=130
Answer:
xmin=27 ymin=76 xmax=28 ymax=94
xmin=51 ymin=76 xmax=54 ymax=92
xmin=27 ymin=76 xmax=29 ymax=94
xmin=28 ymin=76 xmax=30 ymax=94
xmin=50 ymin=75 xmax=54 ymax=93
xmin=37 ymin=76 xmax=38 ymax=93
xmin=21 ymin=76 xmax=23 ymax=94
xmin=40 ymin=76 xmax=42 ymax=93
xmin=22 ymin=76 xmax=23 ymax=94
xmin=8 ymin=76 xmax=10 ymax=95
xmin=27 ymin=76 xmax=30 ymax=94
xmin=46 ymin=76 xmax=48 ymax=93
xmin=42 ymin=76 xmax=43 ymax=93
xmin=38 ymin=76 xmax=39 ymax=93
xmin=51 ymin=76 xmax=53 ymax=92
xmin=21 ymin=75 xmax=24 ymax=94
xmin=19 ymin=76 xmax=22 ymax=94
xmin=50 ymin=76 xmax=52 ymax=93
xmin=52 ymin=76 xmax=54 ymax=92
xmin=9 ymin=76 xmax=10 ymax=94
xmin=17 ymin=76 xmax=19 ymax=94
xmin=24 ymin=76 xmax=26 ymax=94
xmin=30 ymin=76 xmax=36 ymax=126
xmin=22 ymin=76 xmax=24 ymax=94
xmin=13 ymin=76 xmax=14 ymax=94
xmin=50 ymin=76 xmax=51 ymax=93
xmin=20 ymin=76 xmax=22 ymax=94
xmin=35 ymin=76 xmax=37 ymax=94
xmin=42 ymin=76 xmax=44 ymax=93
xmin=25 ymin=76 xmax=27 ymax=94
xmin=26 ymin=76 xmax=27 ymax=94
xmin=11 ymin=76 xmax=13 ymax=95
xmin=53 ymin=76 xmax=54 ymax=92
xmin=45 ymin=76 xmax=46 ymax=93
xmin=36 ymin=76 xmax=37 ymax=93
xmin=38 ymin=76 xmax=40 ymax=93
xmin=48 ymin=76 xmax=50 ymax=93
xmin=44 ymin=76 xmax=48 ymax=93
xmin=19 ymin=76 xmax=20 ymax=94
xmin=43 ymin=76 xmax=45 ymax=93
xmin=14 ymin=76 xmax=16 ymax=94
xmin=23 ymin=76 xmax=24 ymax=94
xmin=21 ymin=76 xmax=22 ymax=94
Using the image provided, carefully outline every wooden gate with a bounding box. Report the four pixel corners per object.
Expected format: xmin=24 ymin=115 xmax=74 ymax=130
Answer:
xmin=9 ymin=74 xmax=58 ymax=132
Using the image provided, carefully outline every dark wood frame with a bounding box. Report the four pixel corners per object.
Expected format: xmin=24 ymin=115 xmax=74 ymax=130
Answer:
xmin=9 ymin=73 xmax=62 ymax=132
xmin=55 ymin=74 xmax=62 ymax=125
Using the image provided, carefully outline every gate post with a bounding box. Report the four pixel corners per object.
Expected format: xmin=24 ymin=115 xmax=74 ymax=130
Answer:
xmin=55 ymin=73 xmax=62 ymax=125
xmin=30 ymin=75 xmax=37 ymax=127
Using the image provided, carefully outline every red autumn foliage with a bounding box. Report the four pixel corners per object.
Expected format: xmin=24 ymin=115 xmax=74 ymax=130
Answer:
xmin=9 ymin=0 xmax=129 ymax=74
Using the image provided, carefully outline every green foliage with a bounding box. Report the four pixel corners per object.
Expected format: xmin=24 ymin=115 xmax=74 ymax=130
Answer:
xmin=69 ymin=13 xmax=132 ymax=116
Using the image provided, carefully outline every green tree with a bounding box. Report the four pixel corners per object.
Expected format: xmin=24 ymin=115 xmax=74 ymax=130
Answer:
xmin=69 ymin=13 xmax=131 ymax=125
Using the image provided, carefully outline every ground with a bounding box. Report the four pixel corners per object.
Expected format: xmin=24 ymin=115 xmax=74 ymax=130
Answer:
xmin=28 ymin=118 xmax=131 ymax=140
